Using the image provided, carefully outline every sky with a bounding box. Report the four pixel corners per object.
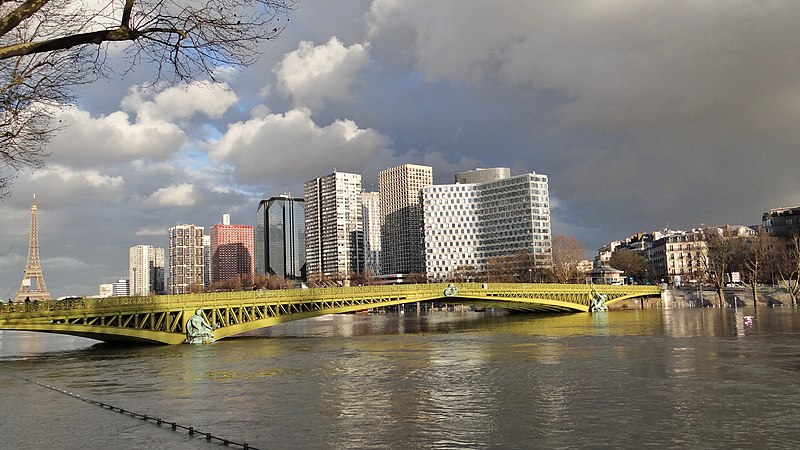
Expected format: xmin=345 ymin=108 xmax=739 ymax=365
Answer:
xmin=3 ymin=0 xmax=800 ymax=298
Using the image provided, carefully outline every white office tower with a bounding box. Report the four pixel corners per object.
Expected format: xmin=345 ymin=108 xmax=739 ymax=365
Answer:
xmin=112 ymin=279 xmax=130 ymax=297
xmin=361 ymin=191 xmax=382 ymax=276
xmin=379 ymin=164 xmax=433 ymax=275
xmin=168 ymin=224 xmax=205 ymax=294
xmin=304 ymin=172 xmax=364 ymax=280
xmin=423 ymin=168 xmax=552 ymax=281
xmin=129 ymin=245 xmax=165 ymax=296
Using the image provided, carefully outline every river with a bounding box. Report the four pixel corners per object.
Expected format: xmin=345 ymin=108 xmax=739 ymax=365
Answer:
xmin=1 ymin=307 xmax=799 ymax=449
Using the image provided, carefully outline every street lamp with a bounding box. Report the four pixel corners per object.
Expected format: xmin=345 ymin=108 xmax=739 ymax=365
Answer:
xmin=528 ymin=268 xmax=532 ymax=283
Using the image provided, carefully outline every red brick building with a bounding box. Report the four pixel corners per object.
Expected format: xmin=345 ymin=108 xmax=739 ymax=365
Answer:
xmin=210 ymin=214 xmax=254 ymax=286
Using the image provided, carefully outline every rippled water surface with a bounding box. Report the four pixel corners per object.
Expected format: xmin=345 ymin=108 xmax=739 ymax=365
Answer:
xmin=2 ymin=308 xmax=800 ymax=449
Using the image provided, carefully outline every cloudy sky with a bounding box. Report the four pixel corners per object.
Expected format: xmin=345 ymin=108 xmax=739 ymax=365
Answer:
xmin=2 ymin=0 xmax=800 ymax=298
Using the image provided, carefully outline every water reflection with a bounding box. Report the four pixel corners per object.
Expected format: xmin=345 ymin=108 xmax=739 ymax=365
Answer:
xmin=3 ymin=309 xmax=800 ymax=449
xmin=0 ymin=330 xmax=99 ymax=358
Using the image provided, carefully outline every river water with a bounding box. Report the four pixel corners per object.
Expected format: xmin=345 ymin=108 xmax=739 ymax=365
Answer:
xmin=1 ymin=307 xmax=799 ymax=449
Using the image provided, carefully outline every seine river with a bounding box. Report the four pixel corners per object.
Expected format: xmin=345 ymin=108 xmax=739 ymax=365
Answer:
xmin=2 ymin=307 xmax=800 ymax=449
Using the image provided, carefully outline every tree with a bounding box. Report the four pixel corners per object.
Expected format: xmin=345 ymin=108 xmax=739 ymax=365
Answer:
xmin=739 ymin=228 xmax=775 ymax=307
xmin=0 ymin=0 xmax=295 ymax=196
xmin=452 ymin=264 xmax=482 ymax=283
xmin=485 ymin=254 xmax=518 ymax=283
xmin=252 ymin=273 xmax=293 ymax=290
xmin=609 ymin=249 xmax=648 ymax=283
xmin=549 ymin=235 xmax=585 ymax=283
xmin=777 ymin=232 xmax=800 ymax=307
xmin=481 ymin=251 xmax=546 ymax=284
xmin=705 ymin=227 xmax=737 ymax=305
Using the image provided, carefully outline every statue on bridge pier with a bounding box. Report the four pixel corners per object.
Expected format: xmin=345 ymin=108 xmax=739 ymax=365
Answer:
xmin=185 ymin=309 xmax=215 ymax=344
xmin=443 ymin=283 xmax=458 ymax=297
xmin=589 ymin=284 xmax=608 ymax=312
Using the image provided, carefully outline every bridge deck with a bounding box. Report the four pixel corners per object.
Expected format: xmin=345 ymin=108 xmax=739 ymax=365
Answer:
xmin=0 ymin=283 xmax=661 ymax=344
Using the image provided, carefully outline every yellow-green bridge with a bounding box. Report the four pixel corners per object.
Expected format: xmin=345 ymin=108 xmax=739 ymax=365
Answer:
xmin=0 ymin=283 xmax=661 ymax=345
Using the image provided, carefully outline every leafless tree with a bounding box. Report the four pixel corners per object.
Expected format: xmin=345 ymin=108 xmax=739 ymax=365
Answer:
xmin=777 ymin=232 xmax=800 ymax=307
xmin=0 ymin=0 xmax=295 ymax=196
xmin=485 ymin=254 xmax=519 ymax=283
xmin=739 ymin=228 xmax=776 ymax=307
xmin=705 ymin=227 xmax=737 ymax=305
xmin=451 ymin=264 xmax=481 ymax=283
xmin=549 ymin=235 xmax=585 ymax=283
xmin=609 ymin=249 xmax=649 ymax=283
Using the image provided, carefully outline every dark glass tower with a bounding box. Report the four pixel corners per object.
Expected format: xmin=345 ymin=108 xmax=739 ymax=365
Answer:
xmin=256 ymin=196 xmax=306 ymax=280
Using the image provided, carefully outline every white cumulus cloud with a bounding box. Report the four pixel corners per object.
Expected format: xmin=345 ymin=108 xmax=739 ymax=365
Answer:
xmin=211 ymin=108 xmax=391 ymax=189
xmin=121 ymin=81 xmax=239 ymax=122
xmin=275 ymin=37 xmax=370 ymax=109
xmin=47 ymin=107 xmax=186 ymax=167
xmin=143 ymin=183 xmax=199 ymax=209
xmin=27 ymin=165 xmax=125 ymax=206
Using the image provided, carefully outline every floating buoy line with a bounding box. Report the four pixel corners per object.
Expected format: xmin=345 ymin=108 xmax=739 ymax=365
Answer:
xmin=10 ymin=374 xmax=261 ymax=450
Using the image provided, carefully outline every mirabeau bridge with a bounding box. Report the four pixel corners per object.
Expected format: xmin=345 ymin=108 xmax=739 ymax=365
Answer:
xmin=0 ymin=283 xmax=661 ymax=345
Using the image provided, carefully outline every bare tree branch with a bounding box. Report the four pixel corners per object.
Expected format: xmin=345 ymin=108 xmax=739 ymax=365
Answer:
xmin=0 ymin=0 xmax=50 ymax=38
xmin=0 ymin=0 xmax=296 ymax=196
xmin=550 ymin=235 xmax=585 ymax=283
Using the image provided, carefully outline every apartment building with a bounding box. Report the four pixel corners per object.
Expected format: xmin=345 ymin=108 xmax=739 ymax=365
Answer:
xmin=128 ymin=244 xmax=165 ymax=296
xmin=304 ymin=172 xmax=364 ymax=279
xmin=361 ymin=191 xmax=382 ymax=276
xmin=168 ymin=224 xmax=205 ymax=294
xmin=209 ymin=214 xmax=254 ymax=285
xmin=379 ymin=164 xmax=433 ymax=275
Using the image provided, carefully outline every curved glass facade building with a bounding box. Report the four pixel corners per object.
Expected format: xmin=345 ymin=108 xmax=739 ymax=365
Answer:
xmin=256 ymin=196 xmax=306 ymax=280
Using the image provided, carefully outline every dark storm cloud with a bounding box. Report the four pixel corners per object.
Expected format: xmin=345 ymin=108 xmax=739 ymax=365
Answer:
xmin=363 ymin=0 xmax=800 ymax=243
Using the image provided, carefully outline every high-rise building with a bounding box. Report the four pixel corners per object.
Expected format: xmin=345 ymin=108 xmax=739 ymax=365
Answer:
xmin=168 ymin=224 xmax=205 ymax=294
xmin=112 ymin=279 xmax=130 ymax=297
xmin=379 ymin=164 xmax=432 ymax=274
xmin=129 ymin=245 xmax=165 ymax=296
xmin=361 ymin=191 xmax=382 ymax=276
xmin=203 ymin=234 xmax=211 ymax=288
xmin=210 ymin=214 xmax=255 ymax=286
xmin=153 ymin=247 xmax=164 ymax=293
xmin=304 ymin=172 xmax=364 ymax=280
xmin=256 ymin=196 xmax=306 ymax=280
xmin=422 ymin=168 xmax=552 ymax=281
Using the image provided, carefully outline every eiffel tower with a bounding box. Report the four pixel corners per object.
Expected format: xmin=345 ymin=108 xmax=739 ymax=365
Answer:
xmin=16 ymin=194 xmax=51 ymax=302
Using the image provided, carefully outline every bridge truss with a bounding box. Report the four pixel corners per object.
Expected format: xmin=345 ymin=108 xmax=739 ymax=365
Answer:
xmin=0 ymin=283 xmax=661 ymax=344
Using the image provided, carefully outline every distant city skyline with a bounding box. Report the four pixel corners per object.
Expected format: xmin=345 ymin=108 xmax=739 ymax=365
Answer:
xmin=4 ymin=165 xmax=792 ymax=299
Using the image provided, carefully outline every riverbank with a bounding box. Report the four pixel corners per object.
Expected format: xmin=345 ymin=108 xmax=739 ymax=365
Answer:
xmin=613 ymin=286 xmax=794 ymax=309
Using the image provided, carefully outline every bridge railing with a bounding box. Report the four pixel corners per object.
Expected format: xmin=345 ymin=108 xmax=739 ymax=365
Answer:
xmin=0 ymin=284 xmax=443 ymax=316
